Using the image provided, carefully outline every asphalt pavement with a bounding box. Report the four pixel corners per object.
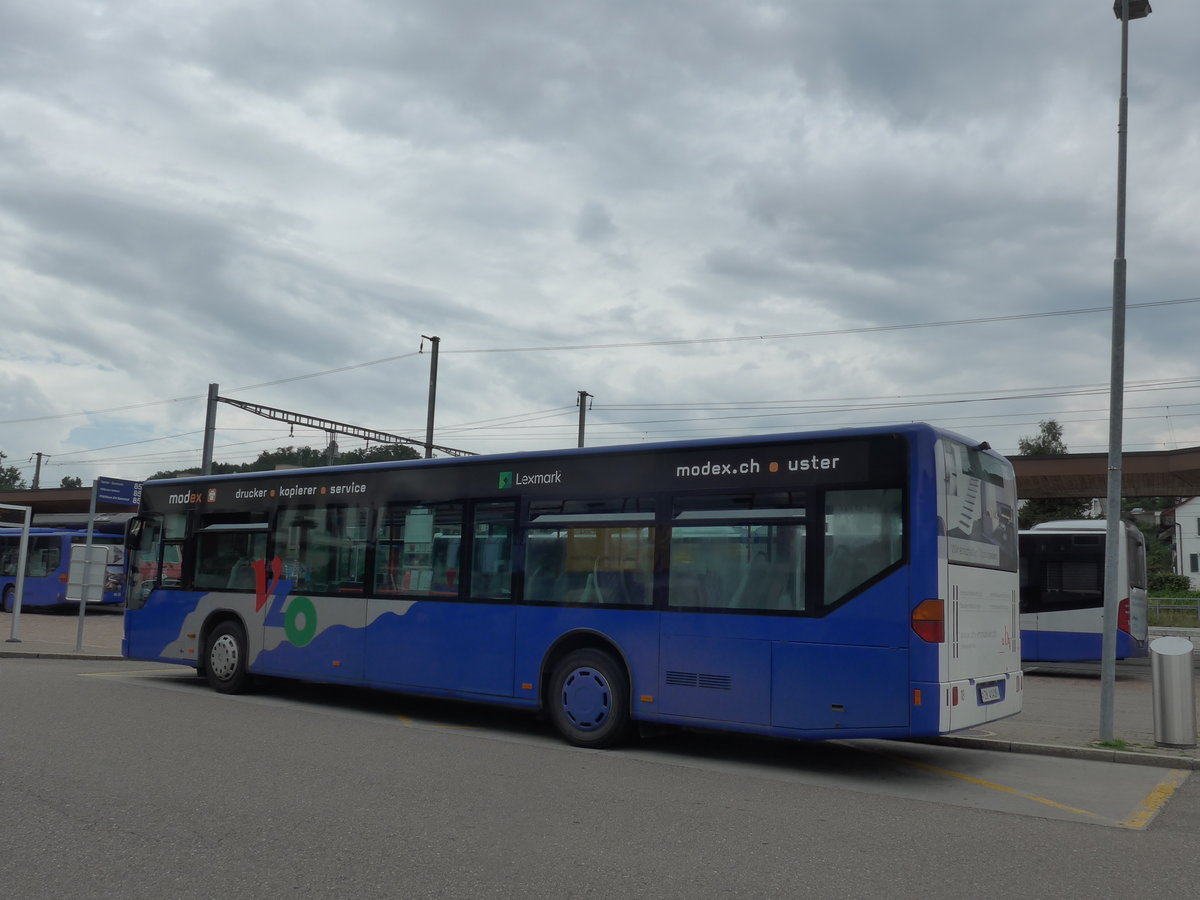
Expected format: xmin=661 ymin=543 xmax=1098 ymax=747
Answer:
xmin=3 ymin=608 xmax=1198 ymax=769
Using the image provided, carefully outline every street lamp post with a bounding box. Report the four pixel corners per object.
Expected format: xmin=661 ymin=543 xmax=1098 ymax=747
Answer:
xmin=1100 ymin=0 xmax=1151 ymax=742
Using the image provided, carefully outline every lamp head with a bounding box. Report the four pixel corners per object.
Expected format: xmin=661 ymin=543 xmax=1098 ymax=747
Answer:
xmin=1113 ymin=1 xmax=1152 ymax=20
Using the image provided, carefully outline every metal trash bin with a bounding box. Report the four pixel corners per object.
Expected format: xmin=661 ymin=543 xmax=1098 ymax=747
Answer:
xmin=1151 ymin=636 xmax=1197 ymax=749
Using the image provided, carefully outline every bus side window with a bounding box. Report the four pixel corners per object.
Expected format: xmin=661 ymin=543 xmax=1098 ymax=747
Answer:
xmin=277 ymin=505 xmax=370 ymax=595
xmin=823 ymin=489 xmax=903 ymax=606
xmin=668 ymin=496 xmax=807 ymax=613
xmin=374 ymin=503 xmax=463 ymax=597
xmin=524 ymin=527 xmax=655 ymax=607
xmin=193 ymin=528 xmax=267 ymax=592
xmin=470 ymin=502 xmax=515 ymax=600
xmin=0 ymin=542 xmax=16 ymax=577
xmin=523 ymin=531 xmax=566 ymax=603
xmin=522 ymin=498 xmax=655 ymax=607
xmin=27 ymin=539 xmax=60 ymax=578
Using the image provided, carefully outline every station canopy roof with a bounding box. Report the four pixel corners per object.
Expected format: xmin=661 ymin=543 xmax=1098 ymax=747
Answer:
xmin=1010 ymin=445 xmax=1200 ymax=499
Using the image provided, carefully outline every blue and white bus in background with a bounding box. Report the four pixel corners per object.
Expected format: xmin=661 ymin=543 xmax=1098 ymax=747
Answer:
xmin=1018 ymin=519 xmax=1149 ymax=662
xmin=123 ymin=424 xmax=1022 ymax=747
xmin=0 ymin=514 xmax=130 ymax=612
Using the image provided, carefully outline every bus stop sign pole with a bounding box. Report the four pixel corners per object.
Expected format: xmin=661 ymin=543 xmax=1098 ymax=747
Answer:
xmin=74 ymin=481 xmax=101 ymax=651
xmin=73 ymin=477 xmax=143 ymax=650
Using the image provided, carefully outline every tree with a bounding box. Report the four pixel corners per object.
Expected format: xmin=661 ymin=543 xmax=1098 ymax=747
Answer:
xmin=0 ymin=451 xmax=27 ymax=490
xmin=148 ymin=442 xmax=421 ymax=480
xmin=1017 ymin=419 xmax=1069 ymax=456
xmin=60 ymin=476 xmax=83 ymax=488
xmin=1016 ymin=420 xmax=1091 ymax=529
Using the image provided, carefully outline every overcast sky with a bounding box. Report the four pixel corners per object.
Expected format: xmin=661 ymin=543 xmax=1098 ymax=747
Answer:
xmin=2 ymin=1 xmax=1198 ymax=485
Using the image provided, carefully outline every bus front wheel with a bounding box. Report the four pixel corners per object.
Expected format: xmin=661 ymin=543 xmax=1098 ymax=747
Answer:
xmin=2 ymin=585 xmax=13 ymax=613
xmin=204 ymin=620 xmax=252 ymax=694
xmin=547 ymin=648 xmax=633 ymax=749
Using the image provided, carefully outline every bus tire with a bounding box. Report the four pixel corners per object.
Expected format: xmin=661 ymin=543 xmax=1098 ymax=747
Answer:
xmin=547 ymin=648 xmax=633 ymax=749
xmin=204 ymin=620 xmax=252 ymax=695
xmin=2 ymin=585 xmax=13 ymax=613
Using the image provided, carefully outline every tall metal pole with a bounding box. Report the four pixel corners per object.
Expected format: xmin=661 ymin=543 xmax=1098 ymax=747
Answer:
xmin=201 ymin=382 xmax=219 ymax=475
xmin=1100 ymin=0 xmax=1145 ymax=741
xmin=75 ymin=479 xmax=99 ymax=652
xmin=422 ymin=336 xmax=440 ymax=459
xmin=577 ymin=391 xmax=592 ymax=448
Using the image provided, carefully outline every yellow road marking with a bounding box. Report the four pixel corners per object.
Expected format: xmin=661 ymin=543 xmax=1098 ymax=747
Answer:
xmin=898 ymin=756 xmax=1108 ymax=821
xmin=1119 ymin=769 xmax=1189 ymax=830
xmin=854 ymin=742 xmax=1189 ymax=829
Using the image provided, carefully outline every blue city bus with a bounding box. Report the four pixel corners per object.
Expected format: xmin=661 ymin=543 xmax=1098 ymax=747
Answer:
xmin=1 ymin=515 xmax=130 ymax=612
xmin=123 ymin=424 xmax=1022 ymax=747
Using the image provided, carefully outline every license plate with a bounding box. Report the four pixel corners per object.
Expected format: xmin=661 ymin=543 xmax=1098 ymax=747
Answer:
xmin=978 ymin=682 xmax=1002 ymax=704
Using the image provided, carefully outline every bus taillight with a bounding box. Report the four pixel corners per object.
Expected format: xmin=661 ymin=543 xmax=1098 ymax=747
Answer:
xmin=1118 ymin=598 xmax=1131 ymax=634
xmin=911 ymin=599 xmax=945 ymax=643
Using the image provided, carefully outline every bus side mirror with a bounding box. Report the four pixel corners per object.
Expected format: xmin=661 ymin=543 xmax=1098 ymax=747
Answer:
xmin=126 ymin=517 xmax=145 ymax=548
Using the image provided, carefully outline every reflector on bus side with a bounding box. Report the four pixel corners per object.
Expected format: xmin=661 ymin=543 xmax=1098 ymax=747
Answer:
xmin=911 ymin=598 xmax=945 ymax=643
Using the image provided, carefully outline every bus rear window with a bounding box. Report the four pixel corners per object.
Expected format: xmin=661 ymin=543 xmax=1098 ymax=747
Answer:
xmin=942 ymin=441 xmax=1017 ymax=572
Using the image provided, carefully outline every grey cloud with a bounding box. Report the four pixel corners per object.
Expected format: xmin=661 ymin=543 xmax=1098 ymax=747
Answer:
xmin=575 ymin=201 xmax=616 ymax=244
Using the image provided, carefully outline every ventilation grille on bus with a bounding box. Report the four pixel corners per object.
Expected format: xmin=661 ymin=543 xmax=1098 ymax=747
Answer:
xmin=665 ymin=671 xmax=733 ymax=690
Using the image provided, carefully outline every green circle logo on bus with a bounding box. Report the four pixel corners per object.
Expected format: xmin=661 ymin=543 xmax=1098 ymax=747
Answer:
xmin=285 ymin=595 xmax=318 ymax=647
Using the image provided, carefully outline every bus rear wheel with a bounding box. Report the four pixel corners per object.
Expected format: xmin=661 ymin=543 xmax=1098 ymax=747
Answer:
xmin=547 ymin=648 xmax=633 ymax=749
xmin=204 ymin=620 xmax=252 ymax=694
xmin=2 ymin=585 xmax=13 ymax=613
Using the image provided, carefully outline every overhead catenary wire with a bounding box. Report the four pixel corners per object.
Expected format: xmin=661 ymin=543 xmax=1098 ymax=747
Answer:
xmin=25 ymin=373 xmax=1200 ymax=472
xmin=3 ymin=295 xmax=1197 ymax=427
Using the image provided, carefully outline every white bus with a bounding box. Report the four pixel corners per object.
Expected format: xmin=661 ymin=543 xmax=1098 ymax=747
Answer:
xmin=1018 ymin=519 xmax=1148 ymax=662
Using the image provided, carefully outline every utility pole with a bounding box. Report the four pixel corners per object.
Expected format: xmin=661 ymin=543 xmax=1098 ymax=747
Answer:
xmin=577 ymin=391 xmax=593 ymax=448
xmin=421 ymin=336 xmax=440 ymax=459
xmin=30 ymin=452 xmax=46 ymax=489
xmin=202 ymin=382 xmax=219 ymax=475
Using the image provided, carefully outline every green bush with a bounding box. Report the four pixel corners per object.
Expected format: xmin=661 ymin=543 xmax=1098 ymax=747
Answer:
xmin=1148 ymin=572 xmax=1193 ymax=594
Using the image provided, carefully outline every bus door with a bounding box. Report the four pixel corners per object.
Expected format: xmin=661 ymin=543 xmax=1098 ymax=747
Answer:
xmin=124 ymin=514 xmax=195 ymax=661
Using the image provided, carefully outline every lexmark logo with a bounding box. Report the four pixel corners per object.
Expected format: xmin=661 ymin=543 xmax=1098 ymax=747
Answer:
xmin=499 ymin=470 xmax=562 ymax=488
